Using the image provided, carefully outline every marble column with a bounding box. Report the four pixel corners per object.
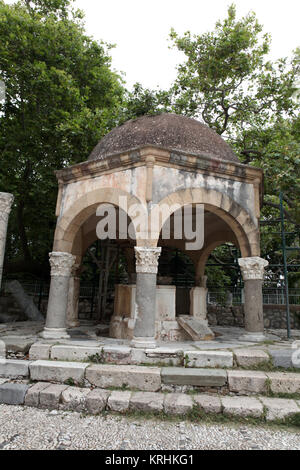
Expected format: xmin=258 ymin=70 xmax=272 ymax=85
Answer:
xmin=190 ymin=276 xmax=208 ymax=323
xmin=66 ymin=264 xmax=81 ymax=328
xmin=131 ymin=247 xmax=161 ymax=349
xmin=41 ymin=252 xmax=76 ymax=339
xmin=238 ymin=256 xmax=269 ymax=342
xmin=0 ymin=193 xmax=14 ymax=290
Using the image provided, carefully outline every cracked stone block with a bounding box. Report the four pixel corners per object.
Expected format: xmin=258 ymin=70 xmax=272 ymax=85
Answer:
xmin=164 ymin=393 xmax=193 ymax=415
xmin=221 ymin=396 xmax=264 ymax=418
xmin=0 ymin=359 xmax=30 ymax=378
xmin=86 ymin=389 xmax=111 ymax=415
xmin=39 ymin=384 xmax=68 ymax=409
xmin=130 ymin=392 xmax=165 ymax=413
xmin=51 ymin=345 xmax=102 ymax=362
xmin=184 ymin=350 xmax=233 ymax=368
xmin=30 ymin=360 xmax=88 ymax=384
xmin=261 ymin=397 xmax=300 ymax=421
xmin=103 ymin=345 xmax=131 ymax=364
xmin=107 ymin=390 xmax=132 ymax=412
xmin=29 ymin=343 xmax=52 ymax=361
xmin=86 ymin=364 xmax=161 ymax=392
xmin=193 ymin=394 xmax=222 ymax=414
xmin=227 ymin=370 xmax=268 ymax=394
xmin=61 ymin=386 xmax=90 ymax=411
xmin=234 ymin=349 xmax=270 ymax=367
xmin=266 ymin=372 xmax=300 ymax=394
xmin=25 ymin=382 xmax=51 ymax=407
xmin=161 ymin=368 xmax=227 ymax=387
xmin=0 ymin=383 xmax=30 ymax=405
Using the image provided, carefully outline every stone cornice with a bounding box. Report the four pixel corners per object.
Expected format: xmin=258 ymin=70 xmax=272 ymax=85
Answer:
xmin=55 ymin=145 xmax=264 ymax=195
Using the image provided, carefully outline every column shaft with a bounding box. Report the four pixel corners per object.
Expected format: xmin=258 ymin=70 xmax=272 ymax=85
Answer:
xmin=41 ymin=252 xmax=75 ymax=339
xmin=0 ymin=193 xmax=14 ymax=289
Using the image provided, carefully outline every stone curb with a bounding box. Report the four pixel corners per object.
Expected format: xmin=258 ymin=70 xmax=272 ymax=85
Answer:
xmin=1 ymin=381 xmax=300 ymax=423
xmin=27 ymin=343 xmax=300 ymax=370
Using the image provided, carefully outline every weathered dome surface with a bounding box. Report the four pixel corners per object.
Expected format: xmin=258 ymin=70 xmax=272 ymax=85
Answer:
xmin=88 ymin=113 xmax=239 ymax=163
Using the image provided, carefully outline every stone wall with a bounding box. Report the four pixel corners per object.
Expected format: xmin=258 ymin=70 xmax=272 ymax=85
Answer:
xmin=207 ymin=304 xmax=300 ymax=330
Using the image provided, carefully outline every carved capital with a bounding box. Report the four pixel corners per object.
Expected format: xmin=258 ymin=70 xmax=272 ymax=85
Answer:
xmin=0 ymin=193 xmax=14 ymax=219
xmin=238 ymin=257 xmax=269 ymax=281
xmin=49 ymin=252 xmax=76 ymax=277
xmin=135 ymin=247 xmax=161 ymax=274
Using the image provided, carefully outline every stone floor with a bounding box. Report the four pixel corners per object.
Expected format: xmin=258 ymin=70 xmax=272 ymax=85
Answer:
xmin=0 ymin=320 xmax=299 ymax=357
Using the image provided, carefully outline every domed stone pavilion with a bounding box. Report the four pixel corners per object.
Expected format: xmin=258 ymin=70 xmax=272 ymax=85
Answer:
xmin=40 ymin=113 xmax=268 ymax=347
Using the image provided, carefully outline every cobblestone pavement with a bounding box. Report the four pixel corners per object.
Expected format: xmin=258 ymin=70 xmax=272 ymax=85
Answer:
xmin=0 ymin=405 xmax=300 ymax=450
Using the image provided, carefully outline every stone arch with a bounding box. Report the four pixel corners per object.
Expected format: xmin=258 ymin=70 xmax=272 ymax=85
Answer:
xmin=53 ymin=188 xmax=147 ymax=253
xmin=149 ymin=188 xmax=260 ymax=257
xmin=195 ymin=238 xmax=238 ymax=283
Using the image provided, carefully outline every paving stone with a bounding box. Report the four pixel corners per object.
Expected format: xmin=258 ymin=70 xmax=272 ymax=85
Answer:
xmin=86 ymin=364 xmax=161 ymax=392
xmin=0 ymin=340 xmax=6 ymax=358
xmin=29 ymin=343 xmax=52 ymax=360
xmin=86 ymin=389 xmax=111 ymax=415
xmin=221 ymin=396 xmax=264 ymax=418
xmin=107 ymin=390 xmax=132 ymax=412
xmin=193 ymin=394 xmax=222 ymax=414
xmin=164 ymin=393 xmax=193 ymax=415
xmin=185 ymin=350 xmax=233 ymax=368
xmin=25 ymin=382 xmax=51 ymax=407
xmin=0 ymin=359 xmax=30 ymax=378
xmin=260 ymin=397 xmax=300 ymax=421
xmin=39 ymin=384 xmax=68 ymax=409
xmin=161 ymin=368 xmax=227 ymax=387
xmin=2 ymin=337 xmax=34 ymax=354
xmin=29 ymin=360 xmax=88 ymax=384
xmin=0 ymin=383 xmax=30 ymax=405
xmin=266 ymin=372 xmax=300 ymax=394
xmin=269 ymin=349 xmax=295 ymax=369
xmin=130 ymin=392 xmax=165 ymax=413
xmin=51 ymin=344 xmax=102 ymax=362
xmin=61 ymin=386 xmax=90 ymax=411
xmin=227 ymin=370 xmax=268 ymax=394
xmin=234 ymin=349 xmax=270 ymax=367
xmin=103 ymin=345 xmax=131 ymax=364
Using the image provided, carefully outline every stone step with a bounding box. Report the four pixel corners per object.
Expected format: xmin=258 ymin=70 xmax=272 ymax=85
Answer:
xmin=1 ymin=381 xmax=300 ymax=423
xmin=161 ymin=367 xmax=227 ymax=387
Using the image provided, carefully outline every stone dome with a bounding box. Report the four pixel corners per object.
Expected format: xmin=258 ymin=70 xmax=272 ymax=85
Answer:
xmin=88 ymin=113 xmax=239 ymax=163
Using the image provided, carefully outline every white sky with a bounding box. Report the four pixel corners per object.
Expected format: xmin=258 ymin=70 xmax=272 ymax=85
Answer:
xmin=74 ymin=0 xmax=300 ymax=89
xmin=5 ymin=0 xmax=300 ymax=89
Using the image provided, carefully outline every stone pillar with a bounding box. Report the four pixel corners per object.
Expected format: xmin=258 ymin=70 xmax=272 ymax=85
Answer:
xmin=66 ymin=264 xmax=81 ymax=328
xmin=238 ymin=257 xmax=269 ymax=342
xmin=131 ymin=247 xmax=161 ymax=349
xmin=41 ymin=252 xmax=76 ymax=339
xmin=0 ymin=193 xmax=14 ymax=290
xmin=190 ymin=276 xmax=208 ymax=322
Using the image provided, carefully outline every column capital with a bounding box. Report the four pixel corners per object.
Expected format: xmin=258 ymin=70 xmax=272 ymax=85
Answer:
xmin=49 ymin=252 xmax=76 ymax=277
xmin=134 ymin=247 xmax=161 ymax=274
xmin=238 ymin=256 xmax=269 ymax=281
xmin=0 ymin=193 xmax=14 ymax=217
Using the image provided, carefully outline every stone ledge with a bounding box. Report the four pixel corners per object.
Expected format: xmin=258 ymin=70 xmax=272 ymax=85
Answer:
xmin=0 ymin=359 xmax=31 ymax=378
xmin=185 ymin=350 xmax=233 ymax=368
xmin=2 ymin=381 xmax=300 ymax=423
xmin=161 ymin=368 xmax=227 ymax=387
xmin=29 ymin=360 xmax=89 ymax=384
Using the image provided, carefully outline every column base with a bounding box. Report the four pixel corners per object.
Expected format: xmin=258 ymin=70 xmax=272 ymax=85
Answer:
xmin=239 ymin=332 xmax=267 ymax=343
xmin=40 ymin=328 xmax=70 ymax=340
xmin=131 ymin=336 xmax=157 ymax=349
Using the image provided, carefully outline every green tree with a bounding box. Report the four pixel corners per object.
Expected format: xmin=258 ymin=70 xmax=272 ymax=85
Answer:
xmin=0 ymin=0 xmax=125 ymax=277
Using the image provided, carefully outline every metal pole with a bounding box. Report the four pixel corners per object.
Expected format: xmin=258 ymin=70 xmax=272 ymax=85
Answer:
xmin=280 ymin=191 xmax=291 ymax=339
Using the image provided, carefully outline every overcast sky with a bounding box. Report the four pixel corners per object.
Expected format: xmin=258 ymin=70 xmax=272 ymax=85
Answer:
xmin=6 ymin=0 xmax=300 ymax=89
